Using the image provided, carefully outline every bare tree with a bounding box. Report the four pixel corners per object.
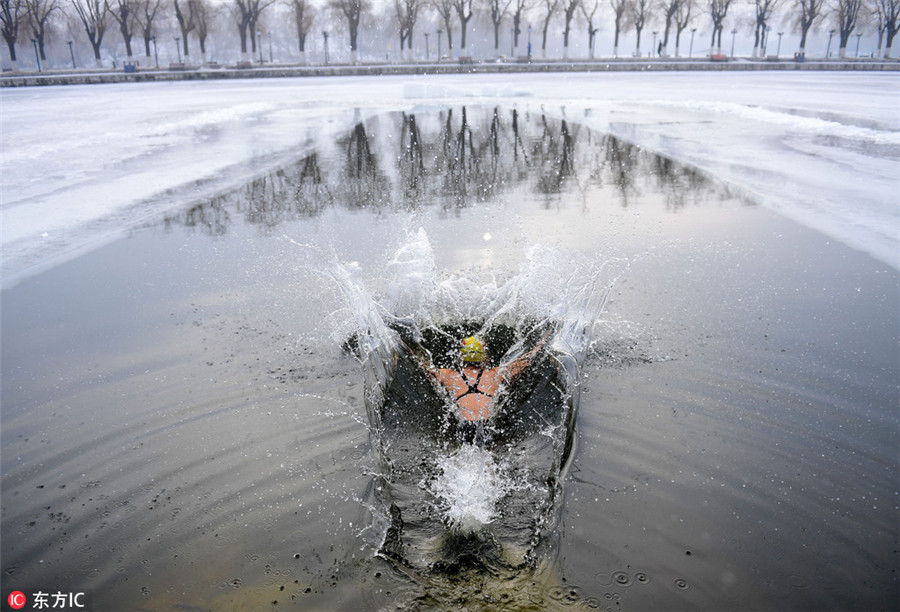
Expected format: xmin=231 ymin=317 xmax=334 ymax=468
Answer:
xmin=561 ymin=0 xmax=578 ymax=57
xmin=395 ymin=0 xmax=420 ymax=59
xmin=25 ymin=0 xmax=59 ymax=61
xmin=659 ymin=0 xmax=678 ymax=54
xmin=451 ymin=0 xmax=472 ymax=51
xmin=539 ymin=0 xmax=559 ymax=57
xmin=708 ymin=0 xmax=732 ymax=53
xmin=233 ymin=0 xmax=274 ymax=61
xmin=433 ymin=0 xmax=454 ymax=55
xmin=794 ymin=0 xmax=825 ymax=54
xmin=580 ymin=0 xmax=599 ymax=57
xmin=289 ymin=0 xmax=313 ymax=62
xmin=488 ymin=0 xmax=512 ymax=57
xmin=1 ymin=0 xmax=25 ymax=68
xmin=871 ymin=0 xmax=886 ymax=53
xmin=133 ymin=0 xmax=162 ymax=62
xmin=109 ymin=0 xmax=137 ymax=57
xmin=609 ymin=0 xmax=628 ymax=56
xmin=874 ymin=0 xmax=899 ymax=56
xmin=194 ymin=0 xmax=211 ymax=63
xmin=632 ymin=0 xmax=651 ymax=55
xmin=511 ymin=0 xmax=530 ymax=52
xmin=752 ymin=0 xmax=778 ymax=57
xmin=673 ymin=0 xmax=693 ymax=54
xmin=330 ymin=0 xmax=366 ymax=63
xmin=834 ymin=0 xmax=861 ymax=56
xmin=173 ymin=0 xmax=195 ymax=60
xmin=72 ymin=0 xmax=109 ymax=66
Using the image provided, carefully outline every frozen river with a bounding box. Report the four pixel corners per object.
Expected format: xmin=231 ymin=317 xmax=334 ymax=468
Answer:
xmin=2 ymin=72 xmax=899 ymax=285
xmin=1 ymin=73 xmax=898 ymax=610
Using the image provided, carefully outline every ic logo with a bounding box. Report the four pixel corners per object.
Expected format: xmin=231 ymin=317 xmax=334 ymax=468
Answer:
xmin=7 ymin=591 xmax=26 ymax=610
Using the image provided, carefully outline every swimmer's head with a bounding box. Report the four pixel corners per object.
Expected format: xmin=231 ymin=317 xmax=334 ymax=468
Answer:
xmin=461 ymin=336 xmax=486 ymax=364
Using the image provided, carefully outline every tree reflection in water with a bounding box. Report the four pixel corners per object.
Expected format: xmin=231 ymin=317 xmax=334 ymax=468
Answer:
xmin=160 ymin=106 xmax=735 ymax=233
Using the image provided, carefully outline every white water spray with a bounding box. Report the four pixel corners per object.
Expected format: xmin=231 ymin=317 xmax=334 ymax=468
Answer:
xmin=430 ymin=444 xmax=509 ymax=529
xmin=319 ymin=227 xmax=624 ymax=557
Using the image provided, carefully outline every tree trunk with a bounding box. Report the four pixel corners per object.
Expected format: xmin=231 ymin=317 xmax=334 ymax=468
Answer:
xmin=36 ymin=32 xmax=47 ymax=61
xmin=4 ymin=39 xmax=16 ymax=62
xmin=541 ymin=23 xmax=548 ymax=57
xmin=885 ymin=32 xmax=894 ymax=58
xmin=799 ymin=26 xmax=809 ymax=54
xmin=239 ymin=23 xmax=248 ymax=54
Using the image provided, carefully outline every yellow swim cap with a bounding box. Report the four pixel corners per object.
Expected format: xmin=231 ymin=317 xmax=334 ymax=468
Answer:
xmin=461 ymin=336 xmax=486 ymax=363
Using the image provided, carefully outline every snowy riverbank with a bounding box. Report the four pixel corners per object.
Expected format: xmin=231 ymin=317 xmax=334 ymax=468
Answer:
xmin=2 ymin=56 xmax=898 ymax=88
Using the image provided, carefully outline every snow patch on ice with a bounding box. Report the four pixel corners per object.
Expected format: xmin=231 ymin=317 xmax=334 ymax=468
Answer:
xmin=403 ymin=81 xmax=532 ymax=99
xmin=651 ymin=99 xmax=900 ymax=145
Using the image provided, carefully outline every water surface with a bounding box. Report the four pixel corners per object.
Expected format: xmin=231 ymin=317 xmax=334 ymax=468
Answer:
xmin=2 ymin=106 xmax=897 ymax=610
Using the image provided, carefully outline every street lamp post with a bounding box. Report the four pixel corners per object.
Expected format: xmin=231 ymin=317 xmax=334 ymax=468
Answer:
xmin=689 ymin=28 xmax=696 ymax=58
xmin=68 ymin=40 xmax=76 ymax=69
xmin=175 ymin=37 xmax=181 ymax=63
xmin=268 ymin=31 xmax=273 ymax=63
xmin=826 ymin=29 xmax=835 ymax=58
xmin=731 ymin=28 xmax=737 ymax=57
xmin=855 ymin=33 xmax=862 ymax=57
xmin=652 ymin=31 xmax=658 ymax=57
xmin=152 ymin=36 xmax=159 ymax=68
xmin=323 ymin=31 xmax=329 ymax=64
xmin=510 ymin=28 xmax=515 ymax=57
xmin=527 ymin=25 xmax=532 ymax=59
xmin=777 ymin=32 xmax=783 ymax=57
xmin=425 ymin=32 xmax=430 ymax=60
xmin=437 ymin=29 xmax=442 ymax=60
xmin=31 ymin=38 xmax=41 ymax=72
xmin=257 ymin=31 xmax=263 ymax=64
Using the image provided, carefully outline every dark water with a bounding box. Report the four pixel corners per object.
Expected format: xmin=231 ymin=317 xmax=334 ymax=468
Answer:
xmin=2 ymin=106 xmax=897 ymax=611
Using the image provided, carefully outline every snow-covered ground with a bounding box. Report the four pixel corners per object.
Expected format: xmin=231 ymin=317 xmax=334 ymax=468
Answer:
xmin=2 ymin=72 xmax=898 ymax=287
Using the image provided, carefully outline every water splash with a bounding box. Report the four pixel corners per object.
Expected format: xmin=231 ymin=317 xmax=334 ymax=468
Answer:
xmin=429 ymin=443 xmax=509 ymax=529
xmin=326 ymin=227 xmax=620 ymax=572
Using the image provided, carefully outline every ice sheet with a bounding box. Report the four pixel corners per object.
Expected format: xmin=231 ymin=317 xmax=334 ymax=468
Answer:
xmin=2 ymin=72 xmax=898 ymax=287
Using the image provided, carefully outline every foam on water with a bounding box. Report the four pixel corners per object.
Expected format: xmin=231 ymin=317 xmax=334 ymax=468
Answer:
xmin=429 ymin=443 xmax=509 ymax=528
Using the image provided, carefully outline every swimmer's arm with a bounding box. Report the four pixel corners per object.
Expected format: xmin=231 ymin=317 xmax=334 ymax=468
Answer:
xmin=500 ymin=329 xmax=553 ymax=381
xmin=400 ymin=339 xmax=450 ymax=384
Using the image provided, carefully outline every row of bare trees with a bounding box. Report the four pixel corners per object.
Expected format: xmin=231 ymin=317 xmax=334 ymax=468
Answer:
xmin=2 ymin=0 xmax=898 ymax=70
